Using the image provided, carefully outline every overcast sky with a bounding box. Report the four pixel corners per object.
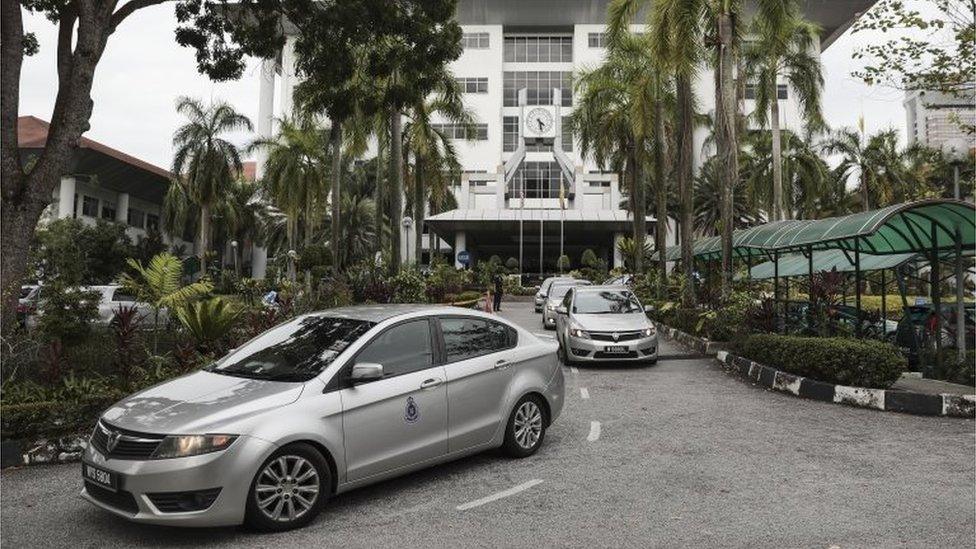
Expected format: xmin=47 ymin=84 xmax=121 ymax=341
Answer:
xmin=18 ymin=4 xmax=916 ymax=170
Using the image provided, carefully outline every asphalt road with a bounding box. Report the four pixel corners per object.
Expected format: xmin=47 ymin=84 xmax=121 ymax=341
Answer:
xmin=2 ymin=301 xmax=974 ymax=548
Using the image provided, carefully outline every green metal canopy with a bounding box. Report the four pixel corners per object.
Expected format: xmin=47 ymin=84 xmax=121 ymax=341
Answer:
xmin=743 ymin=250 xmax=918 ymax=280
xmin=655 ymin=199 xmax=976 ymax=262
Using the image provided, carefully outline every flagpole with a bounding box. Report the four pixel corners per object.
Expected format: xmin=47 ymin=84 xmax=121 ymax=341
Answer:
xmin=519 ymin=170 xmax=524 ymax=284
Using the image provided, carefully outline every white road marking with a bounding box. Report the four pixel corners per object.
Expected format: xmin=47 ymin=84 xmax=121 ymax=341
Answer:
xmin=580 ymin=387 xmax=590 ymax=399
xmin=570 ymin=367 xmax=579 ymax=375
xmin=456 ymin=479 xmax=544 ymax=511
xmin=587 ymin=421 xmax=601 ymax=442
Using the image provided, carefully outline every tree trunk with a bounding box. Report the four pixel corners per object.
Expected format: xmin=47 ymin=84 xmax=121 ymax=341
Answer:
xmin=770 ymin=77 xmax=784 ymax=221
xmin=389 ymin=107 xmax=403 ymax=273
xmin=199 ymin=204 xmax=210 ymax=278
xmin=286 ymin=216 xmax=296 ymax=282
xmin=859 ymin=163 xmax=870 ymax=211
xmin=676 ymin=73 xmax=695 ymax=307
xmin=414 ymin=155 xmax=424 ymax=266
xmin=330 ymin=123 xmax=343 ymax=275
xmin=631 ymin=145 xmax=646 ymax=274
xmin=653 ymin=75 xmax=668 ymax=298
xmin=716 ymin=12 xmax=738 ymax=299
xmin=374 ymin=140 xmax=385 ymax=257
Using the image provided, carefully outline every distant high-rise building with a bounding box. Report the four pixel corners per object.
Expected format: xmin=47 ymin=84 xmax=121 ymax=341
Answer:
xmin=904 ymin=88 xmax=975 ymax=149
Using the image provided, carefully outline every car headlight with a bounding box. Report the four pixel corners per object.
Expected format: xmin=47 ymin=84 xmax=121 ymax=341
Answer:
xmin=642 ymin=326 xmax=656 ymax=337
xmin=569 ymin=324 xmax=589 ymax=338
xmin=151 ymin=434 xmax=238 ymax=459
xmin=546 ymin=303 xmax=556 ymax=311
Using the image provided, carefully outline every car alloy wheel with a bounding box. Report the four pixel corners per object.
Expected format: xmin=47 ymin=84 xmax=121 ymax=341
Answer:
xmin=255 ymin=455 xmax=320 ymax=523
xmin=513 ymin=400 xmax=543 ymax=450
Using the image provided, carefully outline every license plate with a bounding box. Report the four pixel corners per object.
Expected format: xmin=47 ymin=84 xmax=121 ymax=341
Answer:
xmin=82 ymin=462 xmax=117 ymax=491
xmin=604 ymin=345 xmax=628 ymax=353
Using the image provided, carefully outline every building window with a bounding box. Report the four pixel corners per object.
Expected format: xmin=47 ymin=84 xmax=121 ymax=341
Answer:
xmin=503 ymin=116 xmax=519 ymax=152
xmin=744 ymin=83 xmax=789 ymax=100
xmin=511 ymin=161 xmax=570 ymax=199
xmin=431 ymin=123 xmax=488 ymax=141
xmin=457 ymin=77 xmax=488 ymax=94
xmin=101 ymin=202 xmax=116 ymax=220
xmin=127 ymin=208 xmax=145 ymax=229
xmin=588 ymin=33 xmax=606 ymax=48
xmin=462 ymin=32 xmax=490 ymax=49
xmin=81 ymin=195 xmax=99 ymax=217
xmin=146 ymin=213 xmax=160 ymax=231
xmin=503 ymin=36 xmax=573 ymax=63
xmin=503 ymin=71 xmax=573 ymax=106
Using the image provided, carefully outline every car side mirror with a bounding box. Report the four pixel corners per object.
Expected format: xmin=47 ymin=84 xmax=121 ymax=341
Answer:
xmin=350 ymin=362 xmax=384 ymax=384
xmin=556 ymin=305 xmax=568 ymax=315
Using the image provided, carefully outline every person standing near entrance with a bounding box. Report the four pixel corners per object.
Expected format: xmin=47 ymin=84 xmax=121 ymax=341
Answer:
xmin=492 ymin=272 xmax=504 ymax=312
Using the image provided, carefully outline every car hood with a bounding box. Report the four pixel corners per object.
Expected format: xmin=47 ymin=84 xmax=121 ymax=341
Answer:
xmin=572 ymin=313 xmax=650 ymax=332
xmin=100 ymin=370 xmax=305 ymax=435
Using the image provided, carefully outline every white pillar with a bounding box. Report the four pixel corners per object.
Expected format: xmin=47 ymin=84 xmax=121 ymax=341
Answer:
xmin=251 ymin=57 xmax=276 ymax=280
xmin=495 ymin=169 xmax=506 ymax=210
xmin=609 ymin=174 xmax=621 ymax=211
xmin=279 ymin=37 xmax=297 ymax=117
xmin=58 ymin=176 xmax=75 ymax=219
xmin=460 ymin=173 xmax=471 ymax=209
xmin=115 ymin=192 xmax=130 ymax=224
xmin=613 ymin=232 xmax=625 ymax=270
xmin=454 ymin=231 xmax=467 ymax=269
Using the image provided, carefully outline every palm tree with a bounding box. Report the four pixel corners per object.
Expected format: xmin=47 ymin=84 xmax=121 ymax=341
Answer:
xmin=744 ymin=1 xmax=826 ymax=221
xmin=171 ymin=97 xmax=252 ymax=278
xmin=403 ymin=75 xmax=474 ymax=265
xmin=573 ymin=30 xmax=662 ymax=275
xmin=739 ymin=129 xmax=828 ymax=219
xmin=694 ymin=156 xmax=759 ymax=234
xmin=821 ymin=127 xmax=909 ymax=211
xmin=250 ymin=116 xmax=329 ymax=282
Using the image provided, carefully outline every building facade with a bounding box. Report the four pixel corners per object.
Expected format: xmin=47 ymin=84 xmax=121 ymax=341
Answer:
xmin=256 ymin=0 xmax=874 ymax=275
xmin=904 ymin=88 xmax=976 ymax=150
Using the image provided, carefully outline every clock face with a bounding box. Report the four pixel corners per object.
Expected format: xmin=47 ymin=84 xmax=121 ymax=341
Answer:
xmin=525 ymin=108 xmax=555 ymax=136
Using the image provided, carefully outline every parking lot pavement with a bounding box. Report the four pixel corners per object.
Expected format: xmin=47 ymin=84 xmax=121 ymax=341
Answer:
xmin=2 ymin=301 xmax=974 ymax=548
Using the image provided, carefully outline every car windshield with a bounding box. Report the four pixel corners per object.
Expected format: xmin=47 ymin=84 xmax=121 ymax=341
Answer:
xmin=573 ymin=291 xmax=642 ymax=314
xmin=549 ymin=283 xmax=580 ymax=300
xmin=541 ymin=278 xmax=571 ymax=294
xmin=205 ymin=316 xmax=375 ymax=382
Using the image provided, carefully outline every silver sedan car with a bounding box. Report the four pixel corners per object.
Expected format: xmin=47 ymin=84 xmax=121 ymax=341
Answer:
xmin=542 ymin=279 xmax=591 ymax=329
xmin=553 ymin=286 xmax=658 ymax=365
xmin=534 ymin=276 xmax=574 ymax=313
xmin=81 ymin=305 xmax=563 ymax=531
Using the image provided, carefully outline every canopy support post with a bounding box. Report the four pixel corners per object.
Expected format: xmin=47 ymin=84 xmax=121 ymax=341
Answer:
xmin=931 ymin=222 xmax=942 ymax=376
xmin=854 ymin=240 xmax=862 ymax=338
xmin=880 ymin=268 xmax=887 ymax=329
xmin=955 ymin=226 xmax=966 ymax=362
xmin=774 ymin=250 xmax=782 ymax=333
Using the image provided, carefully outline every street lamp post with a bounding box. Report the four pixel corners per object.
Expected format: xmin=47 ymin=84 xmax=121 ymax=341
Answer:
xmin=231 ymin=240 xmax=239 ymax=277
xmin=402 ymin=216 xmax=414 ymax=266
xmin=941 ymin=138 xmax=969 ymax=362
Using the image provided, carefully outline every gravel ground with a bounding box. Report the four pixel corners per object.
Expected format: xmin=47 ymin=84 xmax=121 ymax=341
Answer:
xmin=2 ymin=302 xmax=973 ymax=548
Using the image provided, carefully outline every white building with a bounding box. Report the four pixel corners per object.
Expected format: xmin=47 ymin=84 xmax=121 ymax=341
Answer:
xmin=256 ymin=0 xmax=874 ymax=275
xmin=904 ymin=88 xmax=976 ymax=150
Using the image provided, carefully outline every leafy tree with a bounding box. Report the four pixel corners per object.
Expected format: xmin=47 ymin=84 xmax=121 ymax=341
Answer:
xmin=31 ymin=218 xmax=134 ymax=285
xmin=852 ymin=0 xmax=975 ymax=95
xmin=171 ymin=97 xmax=252 ymax=278
xmin=739 ymin=129 xmax=829 ymax=219
xmin=118 ymin=253 xmax=212 ymax=351
xmin=743 ymin=1 xmax=826 ymax=221
xmin=821 ymin=128 xmax=911 ymax=211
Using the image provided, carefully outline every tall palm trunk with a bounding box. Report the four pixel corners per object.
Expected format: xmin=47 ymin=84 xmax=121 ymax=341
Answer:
xmin=716 ymin=12 xmax=738 ymax=298
xmin=375 ymin=141 xmax=385 ymax=257
xmin=859 ymin=162 xmax=870 ymax=211
xmin=676 ymin=73 xmax=695 ymax=306
xmin=330 ymin=124 xmax=343 ymax=275
xmin=286 ymin=216 xmax=297 ymax=282
xmin=389 ymin=107 xmax=404 ymax=273
xmin=304 ymin=185 xmax=314 ymax=287
xmin=199 ymin=204 xmax=210 ymax=279
xmin=652 ymin=75 xmax=668 ymax=298
xmin=769 ymin=76 xmax=784 ymax=221
xmin=631 ymin=144 xmax=646 ymax=274
xmin=414 ymin=155 xmax=425 ymax=265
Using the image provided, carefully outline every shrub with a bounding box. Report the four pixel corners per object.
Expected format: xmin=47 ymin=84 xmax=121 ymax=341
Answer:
xmin=390 ymin=269 xmax=427 ymax=303
xmin=735 ymin=333 xmax=906 ymax=389
xmin=36 ymin=285 xmax=100 ymax=344
xmin=110 ymin=305 xmax=145 ymax=383
xmin=176 ymin=297 xmax=242 ymax=354
xmin=505 ymin=257 xmax=519 ymax=271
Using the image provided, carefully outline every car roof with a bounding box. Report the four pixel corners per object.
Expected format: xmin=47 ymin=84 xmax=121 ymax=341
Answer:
xmin=575 ymin=285 xmax=632 ymax=292
xmin=551 ymin=279 xmax=590 ymax=287
xmin=307 ymin=304 xmax=481 ymax=323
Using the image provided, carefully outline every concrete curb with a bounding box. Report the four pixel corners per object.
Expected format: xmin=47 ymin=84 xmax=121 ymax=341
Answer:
xmin=713 ymin=349 xmax=975 ymax=418
xmin=652 ymin=320 xmax=974 ymax=418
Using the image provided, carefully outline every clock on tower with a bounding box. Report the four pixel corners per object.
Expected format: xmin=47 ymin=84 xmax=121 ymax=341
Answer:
xmin=524 ymin=107 xmax=557 ymax=139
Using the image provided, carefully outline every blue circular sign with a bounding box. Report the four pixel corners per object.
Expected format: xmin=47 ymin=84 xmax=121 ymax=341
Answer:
xmin=457 ymin=251 xmax=471 ymax=266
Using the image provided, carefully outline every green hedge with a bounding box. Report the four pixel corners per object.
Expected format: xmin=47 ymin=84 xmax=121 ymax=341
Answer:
xmin=735 ymin=334 xmax=906 ymax=389
xmin=1 ymin=395 xmax=121 ymax=440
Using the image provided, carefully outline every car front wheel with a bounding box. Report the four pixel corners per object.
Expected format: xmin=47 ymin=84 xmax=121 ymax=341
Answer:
xmin=244 ymin=443 xmax=330 ymax=532
xmin=502 ymin=395 xmax=548 ymax=458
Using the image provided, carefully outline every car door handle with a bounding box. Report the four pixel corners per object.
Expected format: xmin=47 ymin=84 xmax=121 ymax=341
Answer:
xmin=420 ymin=378 xmax=443 ymax=389
xmin=494 ymin=359 xmax=510 ymax=370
